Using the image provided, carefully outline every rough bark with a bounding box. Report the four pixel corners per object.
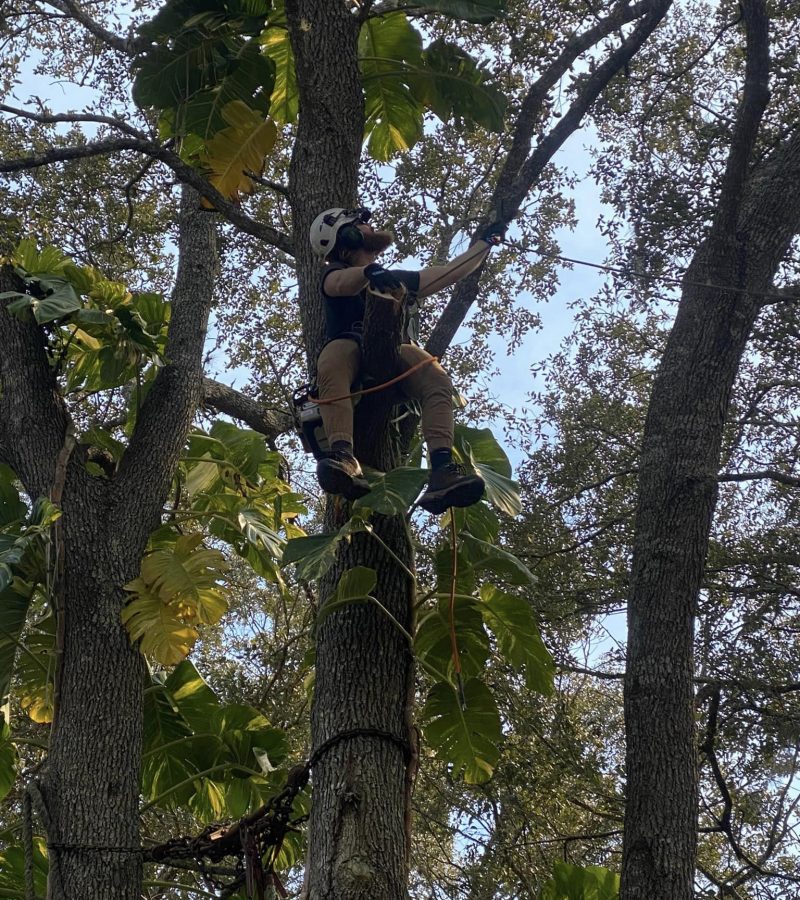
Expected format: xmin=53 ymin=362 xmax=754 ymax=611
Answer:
xmin=0 ymin=188 xmax=220 ymax=899
xmin=621 ymin=5 xmax=800 ymax=896
xmin=285 ymin=3 xmax=416 ymax=895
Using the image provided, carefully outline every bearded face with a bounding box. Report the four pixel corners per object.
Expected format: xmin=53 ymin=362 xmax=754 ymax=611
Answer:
xmin=360 ymin=228 xmax=394 ymax=254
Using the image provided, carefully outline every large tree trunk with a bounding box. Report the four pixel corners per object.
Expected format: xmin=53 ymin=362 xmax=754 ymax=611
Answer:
xmin=621 ymin=5 xmax=800 ymax=893
xmin=41 ymin=509 xmax=146 ymax=899
xmin=2 ymin=188 xmax=220 ymax=899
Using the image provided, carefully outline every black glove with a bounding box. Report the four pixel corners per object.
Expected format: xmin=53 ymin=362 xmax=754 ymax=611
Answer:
xmin=364 ymin=263 xmax=403 ymax=292
xmin=479 ymin=220 xmax=508 ymax=246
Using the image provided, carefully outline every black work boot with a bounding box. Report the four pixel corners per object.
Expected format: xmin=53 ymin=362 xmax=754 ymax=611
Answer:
xmin=316 ymin=449 xmax=371 ymax=501
xmin=417 ymin=463 xmax=485 ymax=515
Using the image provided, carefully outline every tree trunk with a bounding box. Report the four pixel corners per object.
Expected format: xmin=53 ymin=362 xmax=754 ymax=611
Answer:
xmin=621 ymin=10 xmax=800 ymax=886
xmin=42 ymin=503 xmax=146 ymax=899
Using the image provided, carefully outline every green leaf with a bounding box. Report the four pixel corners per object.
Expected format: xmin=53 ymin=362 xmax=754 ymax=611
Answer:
xmin=141 ymin=678 xmax=198 ymax=805
xmin=353 ymin=466 xmax=428 ymax=516
xmin=121 ymin=592 xmax=199 ymax=666
xmin=0 ymin=465 xmax=26 ymax=528
xmin=210 ymin=704 xmax=288 ymax=777
xmin=406 ymin=0 xmax=506 ymax=23
xmin=0 ymin=836 xmax=48 ymax=896
xmin=15 ymin=616 xmax=55 ymax=724
xmin=359 ymin=13 xmax=424 ymax=160
xmin=453 ymin=424 xmax=521 ymax=517
xmin=164 ymin=659 xmax=221 ymax=732
xmin=199 ymin=100 xmax=278 ymax=201
xmin=480 ymin=585 xmax=553 ymax=695
xmin=317 ymin=566 xmax=377 ymax=625
xmin=415 ymin=596 xmax=490 ymax=681
xmin=282 ymin=515 xmax=367 ymax=582
xmin=11 ymin=238 xmax=70 ymax=274
xmin=28 ymin=277 xmax=81 ymax=324
xmin=422 ymin=678 xmax=501 ymax=783
xmin=0 ymin=584 xmax=34 ymax=711
xmin=133 ymin=31 xmax=223 ymax=110
xmin=0 ymin=716 xmax=17 ymax=801
xmin=183 ymin=37 xmax=274 ymax=138
xmin=452 ymin=501 xmax=500 ymax=543
xmin=539 ymin=861 xmax=621 ymax=900
xmin=461 ymin=532 xmax=536 ymax=587
xmin=414 ymin=39 xmax=505 ymax=131
xmin=260 ymin=4 xmax=298 ymax=124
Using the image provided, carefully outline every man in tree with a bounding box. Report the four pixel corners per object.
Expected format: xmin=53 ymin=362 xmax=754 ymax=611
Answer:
xmin=309 ymin=206 xmax=506 ymax=512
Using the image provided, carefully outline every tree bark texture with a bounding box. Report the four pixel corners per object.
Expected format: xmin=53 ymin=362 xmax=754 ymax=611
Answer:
xmin=0 ymin=188 xmax=219 ymax=899
xmin=621 ymin=7 xmax=800 ymax=895
xmin=284 ymin=4 xmax=416 ymax=894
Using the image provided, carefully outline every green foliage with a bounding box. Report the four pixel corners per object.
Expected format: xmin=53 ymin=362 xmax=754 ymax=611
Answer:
xmin=0 ymin=836 xmax=49 ymax=898
xmin=141 ymin=660 xmax=292 ymax=824
xmin=453 ymin=424 xmax=522 ymax=517
xmin=422 ymin=678 xmax=502 ymax=783
xmin=4 ymin=241 xmax=169 ymax=395
xmin=316 ymin=566 xmax=377 ymax=626
xmin=353 ymin=466 xmax=429 ymax=516
xmin=0 ymin=715 xmax=17 ymax=801
xmin=123 ymin=533 xmax=228 ymax=665
xmin=538 ymin=861 xmax=621 ymax=900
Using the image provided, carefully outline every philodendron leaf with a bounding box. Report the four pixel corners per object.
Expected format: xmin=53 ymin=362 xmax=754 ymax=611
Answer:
xmin=415 ymin=596 xmax=490 ymax=682
xmin=353 ymin=466 xmax=428 ymax=516
xmin=199 ymin=100 xmax=277 ymax=202
xmin=461 ymin=532 xmax=536 ymax=587
xmin=359 ymin=12 xmax=424 ymax=160
xmin=0 ymin=715 xmax=17 ymax=801
xmin=260 ymin=1 xmax=298 ymax=124
xmin=480 ymin=585 xmax=554 ymax=695
xmin=0 ymin=584 xmax=34 ymax=711
xmin=141 ymin=678 xmax=198 ymax=806
xmin=317 ymin=566 xmax=377 ymax=626
xmin=282 ymin=514 xmax=368 ymax=582
xmin=539 ymin=861 xmax=621 ymax=900
xmin=0 ymin=465 xmax=26 ymax=528
xmin=422 ymin=677 xmax=501 ymax=783
xmin=164 ymin=659 xmax=221 ymax=733
xmin=452 ymin=424 xmax=521 ymax=517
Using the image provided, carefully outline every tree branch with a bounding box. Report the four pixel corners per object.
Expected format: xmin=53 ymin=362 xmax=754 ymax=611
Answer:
xmin=712 ymin=0 xmax=771 ymax=234
xmin=201 ymin=378 xmax=293 ymax=440
xmin=42 ymin=0 xmax=141 ymax=55
xmin=426 ymin=0 xmax=673 ymax=357
xmin=0 ymin=137 xmax=294 ymax=255
xmin=0 ymin=102 xmax=150 ymax=140
xmin=718 ymin=469 xmax=800 ymax=488
xmin=0 ymin=267 xmax=71 ymax=498
xmin=114 ymin=187 xmax=218 ymax=542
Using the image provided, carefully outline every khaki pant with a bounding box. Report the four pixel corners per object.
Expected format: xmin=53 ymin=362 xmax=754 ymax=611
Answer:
xmin=316 ymin=339 xmax=453 ymax=451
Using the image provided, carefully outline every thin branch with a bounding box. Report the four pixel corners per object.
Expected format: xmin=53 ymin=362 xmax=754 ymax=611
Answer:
xmin=0 ymin=102 xmax=149 ymax=140
xmin=0 ymin=138 xmax=294 ymax=255
xmin=718 ymin=469 xmax=800 ymax=488
xmin=43 ymin=0 xmax=141 ymax=55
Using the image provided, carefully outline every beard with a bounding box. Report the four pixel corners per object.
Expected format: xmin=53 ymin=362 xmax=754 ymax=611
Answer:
xmin=361 ymin=229 xmax=394 ymax=253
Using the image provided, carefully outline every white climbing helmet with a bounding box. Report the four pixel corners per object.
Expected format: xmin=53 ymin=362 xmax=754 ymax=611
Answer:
xmin=309 ymin=207 xmax=370 ymax=259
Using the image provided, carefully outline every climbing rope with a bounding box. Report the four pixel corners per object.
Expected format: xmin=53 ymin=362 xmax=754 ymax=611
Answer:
xmin=314 ymin=354 xmax=440 ymax=406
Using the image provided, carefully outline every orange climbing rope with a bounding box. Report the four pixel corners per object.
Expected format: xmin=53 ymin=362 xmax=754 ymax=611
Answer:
xmin=449 ymin=511 xmax=466 ymax=710
xmin=314 ymin=355 xmax=440 ymax=406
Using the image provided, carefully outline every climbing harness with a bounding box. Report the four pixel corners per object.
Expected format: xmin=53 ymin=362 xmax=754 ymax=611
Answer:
xmin=291 ymin=355 xmax=440 ymax=460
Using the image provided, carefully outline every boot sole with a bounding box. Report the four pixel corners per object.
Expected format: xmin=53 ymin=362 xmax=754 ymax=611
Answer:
xmin=417 ymin=477 xmax=485 ymax=514
xmin=318 ymin=463 xmax=372 ymax=501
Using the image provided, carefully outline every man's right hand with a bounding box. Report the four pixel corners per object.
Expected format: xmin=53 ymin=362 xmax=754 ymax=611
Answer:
xmin=364 ymin=263 xmax=403 ymax=292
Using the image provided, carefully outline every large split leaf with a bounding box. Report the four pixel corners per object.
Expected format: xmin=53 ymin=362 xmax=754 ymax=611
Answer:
xmin=282 ymin=514 xmax=368 ymax=582
xmin=359 ymin=13 xmax=424 ymax=160
xmin=415 ymin=596 xmax=490 ymax=682
xmin=0 ymin=715 xmax=17 ymax=801
xmin=123 ymin=533 xmax=228 ymax=664
xmin=539 ymin=861 xmax=621 ymax=900
xmin=133 ymin=30 xmax=224 ymax=111
xmin=453 ymin=424 xmax=521 ymax=517
xmin=15 ymin=616 xmax=56 ymax=724
xmin=353 ymin=466 xmax=428 ymax=516
xmin=0 ymin=585 xmax=34 ymax=713
xmin=461 ymin=532 xmax=536 ymax=587
xmin=183 ymin=37 xmax=274 ymax=138
xmin=199 ymin=100 xmax=278 ymax=201
xmin=480 ymin=585 xmax=553 ymax=695
xmin=422 ymin=678 xmax=501 ymax=783
xmin=260 ymin=1 xmax=298 ymax=123
xmin=164 ymin=659 xmax=221 ymax=732
xmin=142 ymin=678 xmax=200 ymax=805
